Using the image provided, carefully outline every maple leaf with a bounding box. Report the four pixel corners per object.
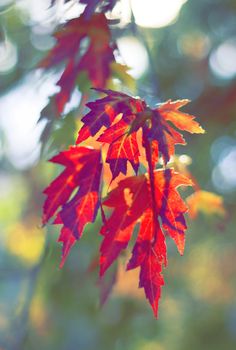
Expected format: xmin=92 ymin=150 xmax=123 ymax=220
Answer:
xmin=127 ymin=209 xmax=166 ymax=318
xmin=135 ymin=99 xmax=205 ymax=165
xmin=100 ymin=168 xmax=192 ymax=316
xmin=43 ymin=146 xmax=102 ymax=267
xmin=76 ymin=89 xmax=146 ymax=180
xmin=76 ymin=89 xmax=204 ymax=179
xmin=97 ymin=116 xmax=140 ymax=179
xmin=39 ymin=14 xmax=116 ymax=113
xmin=42 ymin=87 xmax=205 ymax=317
xmin=76 ymin=89 xmax=145 ymax=143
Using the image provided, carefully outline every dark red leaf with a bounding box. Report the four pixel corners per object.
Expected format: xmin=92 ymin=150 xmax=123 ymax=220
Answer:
xmin=76 ymin=88 xmax=145 ymax=143
xmin=127 ymin=209 xmax=166 ymax=318
xmin=43 ymin=146 xmax=102 ymax=266
xmin=40 ymin=14 xmax=115 ymax=113
xmin=100 ymin=169 xmax=192 ymax=316
xmin=77 ymin=89 xmax=204 ymax=180
xmin=42 ymin=87 xmax=205 ymax=317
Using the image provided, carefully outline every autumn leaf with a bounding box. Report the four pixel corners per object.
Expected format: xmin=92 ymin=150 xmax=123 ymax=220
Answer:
xmin=43 ymin=146 xmax=102 ymax=267
xmin=186 ymin=190 xmax=226 ymax=219
xmin=42 ymin=84 xmax=206 ymax=317
xmin=40 ymin=14 xmax=117 ymax=113
xmin=97 ymin=116 xmax=140 ymax=179
xmin=76 ymin=89 xmax=145 ymax=180
xmin=76 ymin=89 xmax=145 ymax=143
xmin=138 ymin=99 xmax=205 ymax=165
xmin=127 ymin=210 xmax=165 ymax=318
xmin=100 ymin=169 xmax=192 ymax=316
xmin=100 ymin=175 xmax=147 ymax=276
xmin=77 ymin=89 xmax=204 ymax=179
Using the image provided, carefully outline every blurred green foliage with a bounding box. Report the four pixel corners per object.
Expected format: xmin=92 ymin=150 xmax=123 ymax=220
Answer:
xmin=0 ymin=0 xmax=236 ymax=349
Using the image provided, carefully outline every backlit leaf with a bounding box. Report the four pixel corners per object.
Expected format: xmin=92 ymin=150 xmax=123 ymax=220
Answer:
xmin=100 ymin=169 xmax=192 ymax=316
xmin=43 ymin=146 xmax=102 ymax=266
xmin=77 ymin=89 xmax=204 ymax=179
xmin=40 ymin=14 xmax=115 ymax=113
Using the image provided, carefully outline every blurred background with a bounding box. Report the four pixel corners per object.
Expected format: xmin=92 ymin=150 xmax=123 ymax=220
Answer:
xmin=0 ymin=0 xmax=236 ymax=349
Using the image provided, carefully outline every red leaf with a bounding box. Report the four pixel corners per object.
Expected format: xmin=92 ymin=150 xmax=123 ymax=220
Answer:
xmin=39 ymin=14 xmax=115 ymax=113
xmin=100 ymin=175 xmax=147 ymax=275
xmin=77 ymin=89 xmax=145 ymax=179
xmin=77 ymin=89 xmax=204 ymax=180
xmin=43 ymin=146 xmax=102 ymax=266
xmin=76 ymin=89 xmax=145 ymax=143
xmin=100 ymin=169 xmax=192 ymax=316
xmin=98 ymin=116 xmax=140 ymax=179
xmin=42 ymin=87 xmax=205 ymax=317
xmin=127 ymin=210 xmax=165 ymax=318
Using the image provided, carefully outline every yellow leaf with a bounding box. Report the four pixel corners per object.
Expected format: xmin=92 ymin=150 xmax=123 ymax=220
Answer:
xmin=186 ymin=190 xmax=226 ymax=219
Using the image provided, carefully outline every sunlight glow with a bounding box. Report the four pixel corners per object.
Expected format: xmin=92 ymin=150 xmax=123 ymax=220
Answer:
xmin=131 ymin=0 xmax=187 ymax=28
xmin=210 ymin=38 xmax=236 ymax=79
xmin=0 ymin=72 xmax=58 ymax=169
xmin=16 ymin=0 xmax=85 ymax=24
xmin=16 ymin=0 xmax=52 ymax=23
xmin=117 ymin=36 xmax=149 ymax=78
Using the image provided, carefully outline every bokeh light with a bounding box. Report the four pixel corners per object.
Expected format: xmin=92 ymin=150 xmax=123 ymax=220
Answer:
xmin=131 ymin=0 xmax=187 ymax=28
xmin=0 ymin=72 xmax=58 ymax=169
xmin=117 ymin=36 xmax=149 ymax=78
xmin=212 ymin=146 xmax=236 ymax=193
xmin=211 ymin=136 xmax=236 ymax=193
xmin=210 ymin=38 xmax=236 ymax=80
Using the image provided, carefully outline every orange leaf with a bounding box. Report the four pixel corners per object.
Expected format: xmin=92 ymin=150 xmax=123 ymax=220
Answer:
xmin=186 ymin=190 xmax=226 ymax=219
